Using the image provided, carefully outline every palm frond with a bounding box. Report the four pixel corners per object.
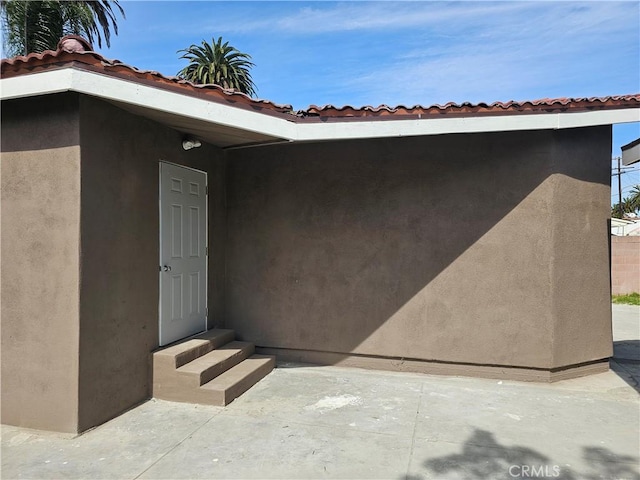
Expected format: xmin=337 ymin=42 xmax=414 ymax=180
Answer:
xmin=176 ymin=36 xmax=257 ymax=97
xmin=1 ymin=0 xmax=125 ymax=56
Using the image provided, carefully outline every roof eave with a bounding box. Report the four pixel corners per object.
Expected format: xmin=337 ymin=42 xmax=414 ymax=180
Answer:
xmin=1 ymin=66 xmax=638 ymax=147
xmin=622 ymin=137 xmax=640 ymax=166
xmin=0 ymin=67 xmax=296 ymax=148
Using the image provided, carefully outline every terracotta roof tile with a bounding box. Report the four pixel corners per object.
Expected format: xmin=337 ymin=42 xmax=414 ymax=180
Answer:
xmin=2 ymin=37 xmax=639 ymax=122
xmin=301 ymin=95 xmax=640 ymax=119
xmin=1 ymin=42 xmax=296 ymax=118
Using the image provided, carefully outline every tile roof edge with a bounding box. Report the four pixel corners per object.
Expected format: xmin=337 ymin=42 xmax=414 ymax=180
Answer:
xmin=1 ymin=47 xmax=297 ymax=119
xmin=2 ymin=39 xmax=638 ymax=122
xmin=299 ymin=95 xmax=640 ymax=119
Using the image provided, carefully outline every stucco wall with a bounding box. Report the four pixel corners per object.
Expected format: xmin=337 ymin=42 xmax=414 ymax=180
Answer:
xmin=77 ymin=96 xmax=226 ymax=431
xmin=1 ymin=93 xmax=227 ymax=433
xmin=1 ymin=94 xmax=82 ymax=432
xmin=611 ymin=236 xmax=640 ymax=295
xmin=549 ymin=127 xmax=613 ymax=367
xmin=1 ymin=89 xmax=614 ymax=432
xmin=225 ymin=127 xmax=612 ymax=373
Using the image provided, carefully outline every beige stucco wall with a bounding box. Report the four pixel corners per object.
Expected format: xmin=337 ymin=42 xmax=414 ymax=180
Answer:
xmin=1 ymin=89 xmax=613 ymax=431
xmin=76 ymin=96 xmax=226 ymax=431
xmin=1 ymin=94 xmax=82 ymax=432
xmin=550 ymin=127 xmax=613 ymax=367
xmin=225 ymin=127 xmax=612 ymax=372
xmin=1 ymin=94 xmax=227 ymax=432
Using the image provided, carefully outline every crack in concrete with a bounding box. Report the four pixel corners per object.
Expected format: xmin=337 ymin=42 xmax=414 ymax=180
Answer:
xmin=131 ymin=408 xmax=223 ymax=480
xmin=404 ymin=382 xmax=425 ymax=480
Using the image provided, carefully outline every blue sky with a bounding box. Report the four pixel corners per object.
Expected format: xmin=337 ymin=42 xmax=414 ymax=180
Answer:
xmin=16 ymin=1 xmax=640 ymax=201
xmin=106 ymin=2 xmax=639 ymax=109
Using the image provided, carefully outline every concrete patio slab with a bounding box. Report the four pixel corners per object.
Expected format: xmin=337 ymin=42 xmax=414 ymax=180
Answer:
xmin=1 ymin=400 xmax=222 ymax=479
xmin=138 ymin=412 xmax=414 ymax=480
xmin=2 ymin=305 xmax=639 ymax=480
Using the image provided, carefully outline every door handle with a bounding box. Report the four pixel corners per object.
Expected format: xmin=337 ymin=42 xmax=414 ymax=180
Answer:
xmin=162 ymin=265 xmax=172 ymax=272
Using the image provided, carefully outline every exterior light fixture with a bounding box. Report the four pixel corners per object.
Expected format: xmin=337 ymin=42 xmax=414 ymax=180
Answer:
xmin=182 ymin=138 xmax=202 ymax=151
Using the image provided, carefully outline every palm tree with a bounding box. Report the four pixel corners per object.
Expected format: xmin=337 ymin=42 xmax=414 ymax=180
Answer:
xmin=1 ymin=0 xmax=124 ymax=57
xmin=612 ymin=185 xmax=640 ymax=218
xmin=627 ymin=185 xmax=640 ymax=213
xmin=177 ymin=37 xmax=257 ymax=97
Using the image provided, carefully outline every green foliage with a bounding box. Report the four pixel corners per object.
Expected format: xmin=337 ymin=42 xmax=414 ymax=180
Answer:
xmin=612 ymin=184 xmax=640 ymax=219
xmin=1 ymin=0 xmax=124 ymax=57
xmin=612 ymin=292 xmax=640 ymax=305
xmin=626 ymin=185 xmax=640 ymax=213
xmin=177 ymin=37 xmax=256 ymax=97
xmin=611 ymin=203 xmax=624 ymax=219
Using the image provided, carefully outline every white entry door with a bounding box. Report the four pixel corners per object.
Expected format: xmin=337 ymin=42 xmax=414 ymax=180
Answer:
xmin=159 ymin=162 xmax=208 ymax=346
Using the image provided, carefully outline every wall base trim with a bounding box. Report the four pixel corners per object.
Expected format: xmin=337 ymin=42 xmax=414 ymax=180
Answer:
xmin=255 ymin=347 xmax=610 ymax=383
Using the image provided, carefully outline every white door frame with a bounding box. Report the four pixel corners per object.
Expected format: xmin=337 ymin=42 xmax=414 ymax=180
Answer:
xmin=158 ymin=161 xmax=208 ymax=346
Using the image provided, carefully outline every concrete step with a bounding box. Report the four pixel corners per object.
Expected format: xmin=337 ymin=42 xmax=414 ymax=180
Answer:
xmin=176 ymin=341 xmax=255 ymax=387
xmin=200 ymin=354 xmax=275 ymax=406
xmin=154 ymin=329 xmax=235 ymax=370
xmin=152 ymin=328 xmax=275 ymax=407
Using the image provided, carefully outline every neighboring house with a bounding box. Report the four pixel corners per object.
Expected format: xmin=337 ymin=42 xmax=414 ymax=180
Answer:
xmin=611 ymin=217 xmax=640 ymax=236
xmin=2 ymin=36 xmax=640 ymax=433
xmin=613 ymin=138 xmax=640 ymax=294
xmin=621 ymin=137 xmax=640 ymax=166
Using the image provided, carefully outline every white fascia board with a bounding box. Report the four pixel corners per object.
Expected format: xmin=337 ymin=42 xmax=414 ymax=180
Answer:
xmin=2 ymin=67 xmax=639 ymax=144
xmin=0 ymin=68 xmax=298 ymax=141
xmin=295 ymin=108 xmax=640 ymax=142
xmin=556 ymin=109 xmax=639 ymax=129
xmin=0 ymin=68 xmax=75 ymax=98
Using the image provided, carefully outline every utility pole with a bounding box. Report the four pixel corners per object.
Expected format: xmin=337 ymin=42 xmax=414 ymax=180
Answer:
xmin=612 ymin=156 xmax=635 ymax=217
xmin=618 ymin=156 xmax=622 ymax=218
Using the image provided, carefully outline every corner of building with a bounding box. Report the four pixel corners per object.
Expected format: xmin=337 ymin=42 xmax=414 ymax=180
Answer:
xmin=549 ymin=126 xmax=614 ymax=373
xmin=1 ymin=92 xmax=83 ymax=432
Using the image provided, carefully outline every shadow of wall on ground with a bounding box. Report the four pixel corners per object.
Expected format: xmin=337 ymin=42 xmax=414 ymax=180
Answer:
xmin=612 ymin=339 xmax=640 ymax=393
xmin=405 ymin=428 xmax=640 ymax=480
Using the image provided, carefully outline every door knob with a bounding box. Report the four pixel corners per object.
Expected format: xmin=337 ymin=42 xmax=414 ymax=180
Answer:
xmin=163 ymin=265 xmax=172 ymax=272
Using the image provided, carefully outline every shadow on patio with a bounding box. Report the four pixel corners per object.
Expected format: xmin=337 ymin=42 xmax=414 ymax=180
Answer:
xmin=406 ymin=428 xmax=640 ymax=480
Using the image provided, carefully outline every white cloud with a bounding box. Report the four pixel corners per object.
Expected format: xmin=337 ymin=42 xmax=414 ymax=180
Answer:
xmin=205 ymin=1 xmax=535 ymax=35
xmin=317 ymin=1 xmax=640 ymax=106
